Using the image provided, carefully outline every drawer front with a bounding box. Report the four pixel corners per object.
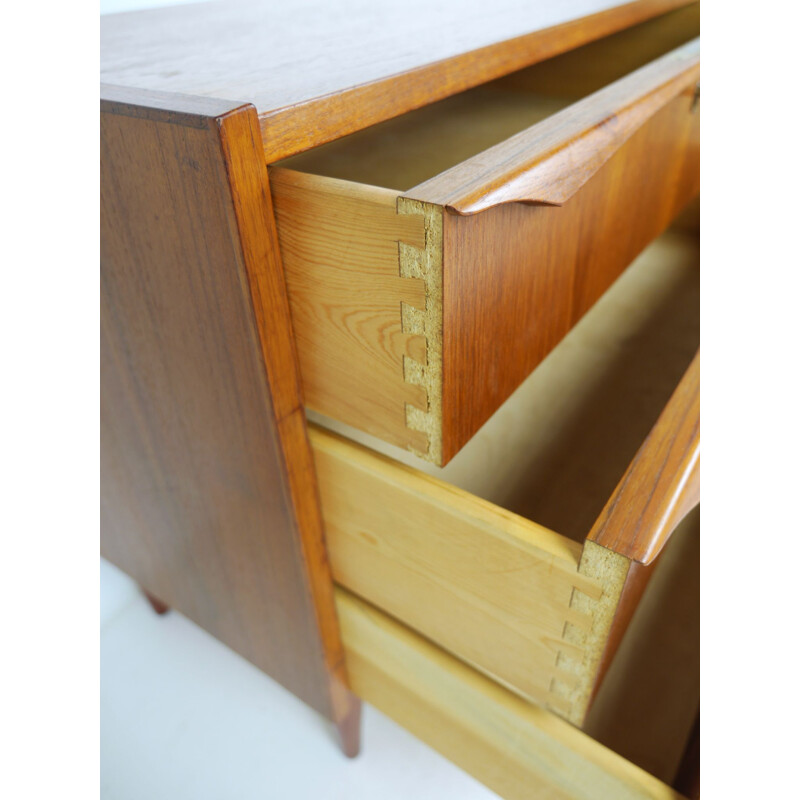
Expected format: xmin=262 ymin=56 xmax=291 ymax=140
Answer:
xmin=272 ymin=26 xmax=699 ymax=465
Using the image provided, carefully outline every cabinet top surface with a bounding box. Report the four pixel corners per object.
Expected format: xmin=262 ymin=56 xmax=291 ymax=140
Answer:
xmin=101 ymin=0 xmax=692 ymax=159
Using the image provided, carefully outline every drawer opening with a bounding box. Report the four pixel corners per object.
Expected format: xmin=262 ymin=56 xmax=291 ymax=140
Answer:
xmin=276 ymin=3 xmax=699 ymax=192
xmin=311 ymin=227 xmax=699 ymax=547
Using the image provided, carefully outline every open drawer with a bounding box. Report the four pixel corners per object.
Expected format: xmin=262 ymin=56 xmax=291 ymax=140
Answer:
xmin=270 ymin=5 xmax=700 ymax=465
xmin=309 ymin=228 xmax=699 ymax=728
xmin=337 ymin=580 xmax=697 ymax=799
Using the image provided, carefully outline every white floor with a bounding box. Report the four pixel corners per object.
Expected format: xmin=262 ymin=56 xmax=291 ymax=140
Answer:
xmin=100 ymin=559 xmax=498 ymax=799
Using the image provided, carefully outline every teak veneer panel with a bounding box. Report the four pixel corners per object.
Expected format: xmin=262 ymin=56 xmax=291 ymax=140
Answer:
xmin=588 ymin=352 xmax=700 ymax=564
xmin=337 ymin=588 xmax=686 ymax=800
xmin=101 ymin=0 xmax=696 ymax=160
xmin=434 ymin=68 xmax=699 ymax=460
xmin=100 ymin=86 xmax=358 ymax=752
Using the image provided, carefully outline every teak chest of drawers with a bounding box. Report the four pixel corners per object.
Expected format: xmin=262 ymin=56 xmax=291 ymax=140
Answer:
xmin=100 ymin=1 xmax=700 ymax=797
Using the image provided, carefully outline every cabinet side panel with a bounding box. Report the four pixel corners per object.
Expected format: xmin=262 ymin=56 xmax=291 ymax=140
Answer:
xmin=100 ymin=89 xmax=354 ymax=730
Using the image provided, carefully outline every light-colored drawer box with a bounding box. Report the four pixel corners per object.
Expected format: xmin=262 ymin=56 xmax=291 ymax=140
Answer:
xmin=271 ymin=6 xmax=699 ymax=465
xmin=336 ymin=572 xmax=696 ymax=800
xmin=310 ymin=229 xmax=699 ymax=728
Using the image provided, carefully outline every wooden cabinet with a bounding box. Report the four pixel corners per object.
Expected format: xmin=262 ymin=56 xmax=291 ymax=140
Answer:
xmin=101 ymin=1 xmax=700 ymax=797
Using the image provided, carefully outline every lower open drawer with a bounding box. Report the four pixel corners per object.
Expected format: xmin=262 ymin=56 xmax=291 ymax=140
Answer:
xmin=309 ymin=228 xmax=699 ymax=730
xmin=338 ymin=584 xmax=695 ymax=799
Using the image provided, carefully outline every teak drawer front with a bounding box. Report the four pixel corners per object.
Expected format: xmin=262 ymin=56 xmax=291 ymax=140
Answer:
xmin=310 ymin=230 xmax=700 ymax=728
xmin=271 ymin=12 xmax=700 ymax=466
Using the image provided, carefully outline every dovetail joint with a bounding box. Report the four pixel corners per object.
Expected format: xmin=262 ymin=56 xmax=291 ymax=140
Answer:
xmin=397 ymin=198 xmax=443 ymax=465
xmin=545 ymin=543 xmax=629 ymax=725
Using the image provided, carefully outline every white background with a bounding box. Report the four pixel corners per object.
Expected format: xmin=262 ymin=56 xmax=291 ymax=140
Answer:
xmin=1 ymin=1 xmax=797 ymax=798
xmin=100 ymin=558 xmax=496 ymax=799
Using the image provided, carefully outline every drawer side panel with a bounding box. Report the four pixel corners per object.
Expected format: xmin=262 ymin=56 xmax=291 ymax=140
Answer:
xmin=310 ymin=425 xmax=603 ymax=712
xmin=271 ymin=169 xmax=442 ymax=458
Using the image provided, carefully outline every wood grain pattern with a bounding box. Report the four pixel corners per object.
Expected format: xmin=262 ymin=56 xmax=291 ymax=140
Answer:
xmin=314 ymin=380 xmax=696 ymax=730
xmin=407 ymin=39 xmax=699 ymax=212
xmin=310 ymin=424 xmax=601 ymax=713
xmin=101 ymin=0 xmax=696 ymax=161
xmin=100 ymin=86 xmax=359 ymax=752
xmin=337 ymin=588 xmax=687 ymax=800
xmin=270 ymin=168 xmax=431 ymax=454
xmin=588 ymin=352 xmax=699 ymax=564
xmin=307 ymin=231 xmax=699 ymax=727
xmin=438 ymin=87 xmax=699 ymax=462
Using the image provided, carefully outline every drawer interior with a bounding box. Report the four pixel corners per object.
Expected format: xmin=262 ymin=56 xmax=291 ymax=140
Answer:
xmin=311 ymin=227 xmax=699 ymax=546
xmin=277 ymin=3 xmax=699 ymax=192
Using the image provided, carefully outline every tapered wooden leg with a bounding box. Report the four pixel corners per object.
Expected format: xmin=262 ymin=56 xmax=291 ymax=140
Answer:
xmin=332 ymin=686 xmax=362 ymax=758
xmin=143 ymin=589 xmax=170 ymax=615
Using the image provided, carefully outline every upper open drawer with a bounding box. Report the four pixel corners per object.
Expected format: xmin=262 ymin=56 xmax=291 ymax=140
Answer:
xmin=269 ymin=6 xmax=700 ymax=465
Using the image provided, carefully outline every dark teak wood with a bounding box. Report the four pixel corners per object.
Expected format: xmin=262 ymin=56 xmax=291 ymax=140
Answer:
xmin=434 ymin=87 xmax=699 ymax=461
xmin=100 ymin=86 xmax=359 ymax=755
xmin=589 ymin=351 xmax=700 ymax=564
xmin=101 ymin=0 xmax=695 ymax=161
